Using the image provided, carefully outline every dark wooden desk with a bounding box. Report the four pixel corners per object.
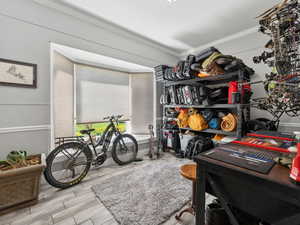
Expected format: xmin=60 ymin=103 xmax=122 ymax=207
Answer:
xmin=194 ymin=147 xmax=300 ymax=225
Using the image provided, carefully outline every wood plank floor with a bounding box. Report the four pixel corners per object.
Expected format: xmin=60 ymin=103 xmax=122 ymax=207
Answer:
xmin=0 ymin=151 xmax=214 ymax=225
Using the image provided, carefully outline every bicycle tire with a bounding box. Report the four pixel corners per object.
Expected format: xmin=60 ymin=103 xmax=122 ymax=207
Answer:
xmin=44 ymin=142 xmax=92 ymax=189
xmin=111 ymin=134 xmax=138 ymax=165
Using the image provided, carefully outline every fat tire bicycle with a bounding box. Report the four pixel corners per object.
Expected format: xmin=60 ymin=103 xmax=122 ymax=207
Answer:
xmin=44 ymin=115 xmax=138 ymax=189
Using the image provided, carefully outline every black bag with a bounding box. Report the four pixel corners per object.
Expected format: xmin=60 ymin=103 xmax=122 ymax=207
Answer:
xmin=171 ymin=69 xmax=178 ymax=81
xmin=207 ymin=87 xmax=229 ymax=105
xmin=165 ymin=108 xmax=179 ymax=118
xmin=174 ymin=85 xmax=210 ymax=106
xmin=154 ymin=65 xmax=169 ymax=81
xmin=198 ymin=85 xmax=210 ymax=105
xmin=175 ymin=61 xmax=185 ymax=80
xmin=185 ymin=136 xmax=213 ymax=159
xmin=183 ymin=55 xmax=197 ymax=79
xmin=196 ymin=47 xmax=220 ymax=63
xmin=167 ymin=86 xmax=178 ymax=104
xmin=191 ymin=86 xmax=202 ymax=105
xmin=164 ymin=67 xmax=174 ymax=81
xmin=176 ymin=86 xmax=185 ymax=105
xmin=182 ymin=86 xmax=194 ymax=105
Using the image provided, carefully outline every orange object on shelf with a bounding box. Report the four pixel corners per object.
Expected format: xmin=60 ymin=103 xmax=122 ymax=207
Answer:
xmin=221 ymin=113 xmax=237 ymax=132
xmin=197 ymin=72 xmax=210 ymax=78
xmin=177 ymin=109 xmax=189 ymax=128
xmin=213 ymin=134 xmax=225 ymax=141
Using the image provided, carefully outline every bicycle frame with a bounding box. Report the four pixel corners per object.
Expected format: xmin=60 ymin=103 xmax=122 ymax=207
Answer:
xmin=90 ymin=118 xmax=123 ymax=156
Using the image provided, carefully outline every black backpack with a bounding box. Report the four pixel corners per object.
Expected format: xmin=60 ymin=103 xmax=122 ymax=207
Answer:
xmin=185 ymin=136 xmax=213 ymax=159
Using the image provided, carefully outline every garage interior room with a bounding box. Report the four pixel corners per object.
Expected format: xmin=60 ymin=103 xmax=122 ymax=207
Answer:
xmin=2 ymin=0 xmax=300 ymax=225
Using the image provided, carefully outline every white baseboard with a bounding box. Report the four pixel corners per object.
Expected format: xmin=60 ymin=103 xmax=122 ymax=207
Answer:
xmin=279 ymin=123 xmax=300 ymax=128
xmin=0 ymin=125 xmax=51 ymax=134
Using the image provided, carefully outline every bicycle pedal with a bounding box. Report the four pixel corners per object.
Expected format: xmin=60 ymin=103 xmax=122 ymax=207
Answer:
xmin=93 ymin=153 xmax=107 ymax=166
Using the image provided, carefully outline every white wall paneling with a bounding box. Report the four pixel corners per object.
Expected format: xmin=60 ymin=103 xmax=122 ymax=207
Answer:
xmin=0 ymin=125 xmax=50 ymax=134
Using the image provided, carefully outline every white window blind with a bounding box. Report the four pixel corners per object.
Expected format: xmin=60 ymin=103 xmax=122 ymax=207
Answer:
xmin=76 ymin=65 xmax=130 ymax=123
xmin=77 ymin=81 xmax=129 ymax=122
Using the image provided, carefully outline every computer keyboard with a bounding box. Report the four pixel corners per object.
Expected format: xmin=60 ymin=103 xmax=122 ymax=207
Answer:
xmin=202 ymin=147 xmax=276 ymax=174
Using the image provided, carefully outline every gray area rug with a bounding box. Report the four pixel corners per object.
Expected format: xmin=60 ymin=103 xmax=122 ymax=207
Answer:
xmin=92 ymin=158 xmax=192 ymax=225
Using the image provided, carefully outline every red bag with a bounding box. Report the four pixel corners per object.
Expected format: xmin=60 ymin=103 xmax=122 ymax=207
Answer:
xmin=228 ymin=81 xmax=238 ymax=104
xmin=228 ymin=82 xmax=251 ymax=104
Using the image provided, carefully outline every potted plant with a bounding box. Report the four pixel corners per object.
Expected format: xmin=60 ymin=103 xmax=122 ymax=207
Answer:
xmin=0 ymin=151 xmax=46 ymax=215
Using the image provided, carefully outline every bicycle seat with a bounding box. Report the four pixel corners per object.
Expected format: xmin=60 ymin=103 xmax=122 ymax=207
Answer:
xmin=80 ymin=129 xmax=95 ymax=135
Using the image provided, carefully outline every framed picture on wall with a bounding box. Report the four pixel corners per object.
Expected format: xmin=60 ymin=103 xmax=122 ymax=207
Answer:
xmin=0 ymin=58 xmax=37 ymax=88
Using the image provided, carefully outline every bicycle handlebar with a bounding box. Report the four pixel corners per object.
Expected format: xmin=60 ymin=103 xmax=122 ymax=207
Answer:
xmin=103 ymin=114 xmax=123 ymax=120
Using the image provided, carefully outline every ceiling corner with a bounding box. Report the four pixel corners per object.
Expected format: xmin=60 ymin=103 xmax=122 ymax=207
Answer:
xmin=181 ymin=26 xmax=259 ymax=58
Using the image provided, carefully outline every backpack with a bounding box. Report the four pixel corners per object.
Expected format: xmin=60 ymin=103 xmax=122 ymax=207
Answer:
xmin=177 ymin=109 xmax=189 ymax=128
xmin=185 ymin=136 xmax=213 ymax=159
xmin=188 ymin=109 xmax=208 ymax=131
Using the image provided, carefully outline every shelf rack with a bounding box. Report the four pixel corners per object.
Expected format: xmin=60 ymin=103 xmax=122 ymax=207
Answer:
xmin=161 ymin=69 xmax=251 ymax=138
xmin=178 ymin=127 xmax=236 ymax=136
xmin=164 ymin=104 xmax=250 ymax=109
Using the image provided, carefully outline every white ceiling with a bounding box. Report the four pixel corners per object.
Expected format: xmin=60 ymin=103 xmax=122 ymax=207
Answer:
xmin=59 ymin=0 xmax=279 ymax=53
xmin=52 ymin=43 xmax=153 ymax=73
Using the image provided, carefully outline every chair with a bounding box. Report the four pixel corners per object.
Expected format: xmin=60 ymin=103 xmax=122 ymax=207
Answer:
xmin=175 ymin=164 xmax=197 ymax=221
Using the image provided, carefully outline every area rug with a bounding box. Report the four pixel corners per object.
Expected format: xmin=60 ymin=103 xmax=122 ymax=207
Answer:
xmin=92 ymin=158 xmax=192 ymax=225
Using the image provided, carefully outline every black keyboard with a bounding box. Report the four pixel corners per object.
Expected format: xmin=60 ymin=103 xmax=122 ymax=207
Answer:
xmin=202 ymin=147 xmax=276 ymax=174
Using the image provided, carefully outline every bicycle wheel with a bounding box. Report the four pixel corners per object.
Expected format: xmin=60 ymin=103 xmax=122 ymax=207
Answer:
xmin=44 ymin=142 xmax=92 ymax=189
xmin=112 ymin=134 xmax=138 ymax=165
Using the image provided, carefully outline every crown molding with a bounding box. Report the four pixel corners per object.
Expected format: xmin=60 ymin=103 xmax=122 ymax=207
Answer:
xmin=181 ymin=26 xmax=259 ymax=58
xmin=0 ymin=125 xmax=50 ymax=134
xmin=33 ymin=0 xmax=180 ymax=58
xmin=32 ymin=1 xmax=263 ymax=60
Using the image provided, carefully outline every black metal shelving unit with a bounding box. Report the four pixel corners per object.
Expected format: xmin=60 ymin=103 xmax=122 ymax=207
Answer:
xmin=161 ymin=70 xmax=250 ymax=138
